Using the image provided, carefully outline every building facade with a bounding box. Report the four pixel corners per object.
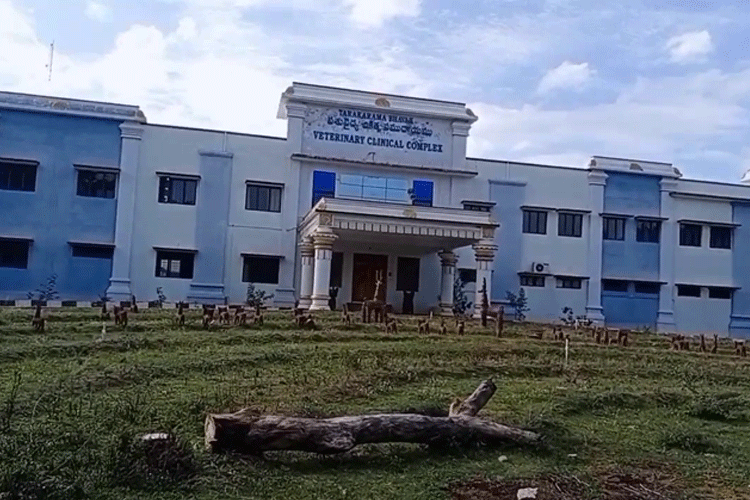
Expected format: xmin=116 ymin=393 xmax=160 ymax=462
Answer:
xmin=1 ymin=83 xmax=750 ymax=337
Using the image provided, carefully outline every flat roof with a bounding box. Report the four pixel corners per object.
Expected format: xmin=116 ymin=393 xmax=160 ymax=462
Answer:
xmin=292 ymin=81 xmax=466 ymax=107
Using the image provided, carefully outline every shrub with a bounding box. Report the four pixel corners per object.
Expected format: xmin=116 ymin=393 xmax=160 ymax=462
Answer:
xmin=27 ymin=274 xmax=60 ymax=302
xmin=246 ymin=283 xmax=274 ymax=308
xmin=505 ymin=288 xmax=530 ymax=321
xmin=452 ymin=276 xmax=472 ymax=316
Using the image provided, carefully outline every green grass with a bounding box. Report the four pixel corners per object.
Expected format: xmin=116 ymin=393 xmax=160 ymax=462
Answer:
xmin=1 ymin=307 xmax=750 ymax=499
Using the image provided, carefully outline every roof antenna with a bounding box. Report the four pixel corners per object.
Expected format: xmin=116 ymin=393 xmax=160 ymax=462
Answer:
xmin=45 ymin=41 xmax=54 ymax=82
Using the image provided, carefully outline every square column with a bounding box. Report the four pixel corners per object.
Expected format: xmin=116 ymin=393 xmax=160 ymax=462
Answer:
xmin=657 ymin=179 xmax=678 ymax=333
xmin=585 ymin=170 xmax=607 ymax=323
xmin=439 ymin=250 xmax=458 ymax=316
xmin=106 ymin=122 xmax=143 ymax=302
xmin=472 ymin=239 xmax=497 ymax=319
xmin=309 ymin=228 xmax=337 ymax=311
xmin=298 ymin=237 xmax=315 ymax=309
xmin=187 ymin=150 xmax=233 ymax=304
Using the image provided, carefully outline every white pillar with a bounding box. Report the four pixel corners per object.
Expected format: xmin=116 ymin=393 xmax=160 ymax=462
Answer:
xmin=298 ymin=237 xmax=315 ymax=309
xmin=107 ymin=122 xmax=143 ymax=302
xmin=309 ymin=228 xmax=337 ymax=311
xmin=585 ymin=169 xmax=607 ymax=323
xmin=451 ymin=121 xmax=472 ymax=170
xmin=274 ymin=101 xmax=308 ymax=308
xmin=438 ymin=250 xmax=458 ymax=316
xmin=472 ymin=239 xmax=497 ymax=318
xmin=657 ymin=179 xmax=678 ymax=333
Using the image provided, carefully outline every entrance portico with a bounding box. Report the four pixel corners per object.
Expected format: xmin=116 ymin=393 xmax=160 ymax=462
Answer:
xmin=298 ymin=198 xmax=498 ymax=314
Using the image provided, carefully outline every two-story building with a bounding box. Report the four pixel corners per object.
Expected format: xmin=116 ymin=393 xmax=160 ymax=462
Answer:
xmin=1 ymin=82 xmax=750 ymax=337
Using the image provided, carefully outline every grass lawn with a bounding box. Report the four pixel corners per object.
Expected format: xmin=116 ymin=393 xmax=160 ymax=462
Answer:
xmin=1 ymin=307 xmax=749 ymax=499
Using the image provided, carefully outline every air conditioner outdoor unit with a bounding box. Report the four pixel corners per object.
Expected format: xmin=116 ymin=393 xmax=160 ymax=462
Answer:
xmin=531 ymin=262 xmax=550 ymax=274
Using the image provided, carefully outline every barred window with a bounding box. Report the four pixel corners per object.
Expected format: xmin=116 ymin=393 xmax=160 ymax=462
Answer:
xmin=246 ymin=183 xmax=282 ymax=212
xmin=603 ymin=217 xmax=626 ymax=241
xmin=636 ymin=220 xmax=660 ymax=243
xmin=679 ymin=224 xmax=702 ymax=247
xmin=158 ymin=176 xmax=197 ymax=205
xmin=558 ymin=212 xmax=583 ymax=237
xmin=520 ymin=275 xmax=545 ymax=287
xmin=709 ymin=226 xmax=731 ymax=249
xmin=522 ymin=210 xmax=547 ymax=234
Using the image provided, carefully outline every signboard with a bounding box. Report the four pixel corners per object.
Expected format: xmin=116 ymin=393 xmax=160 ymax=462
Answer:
xmin=302 ymin=106 xmax=451 ymax=167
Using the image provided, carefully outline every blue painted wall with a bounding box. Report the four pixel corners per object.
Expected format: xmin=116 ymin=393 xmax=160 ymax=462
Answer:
xmin=488 ymin=180 xmax=525 ymax=300
xmin=730 ymin=203 xmax=750 ymax=337
xmin=603 ymin=173 xmax=661 ymax=217
xmin=602 ymin=283 xmax=659 ymax=329
xmin=602 ymin=221 xmax=660 ymax=281
xmin=602 ymin=172 xmax=661 ymax=280
xmin=0 ymin=109 xmax=122 ymax=300
xmin=600 ymin=172 xmax=661 ymax=322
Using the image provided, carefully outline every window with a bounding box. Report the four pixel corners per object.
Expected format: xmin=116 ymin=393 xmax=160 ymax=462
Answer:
xmin=242 ymin=255 xmax=280 ymax=284
xmin=709 ymin=226 xmax=732 ymax=249
xmin=458 ymin=268 xmax=477 ymax=284
xmin=396 ymin=257 xmax=420 ymax=292
xmin=708 ymin=287 xmax=733 ymax=299
xmin=155 ymin=251 xmax=194 ymax=279
xmin=558 ymin=212 xmax=583 ymax=237
xmin=463 ymin=202 xmax=493 ymax=212
xmin=71 ymin=245 xmax=113 ymax=259
xmin=312 ymin=170 xmax=336 ymax=206
xmin=0 ymin=239 xmax=30 ymax=269
xmin=330 ymin=252 xmax=344 ymax=288
xmin=677 ymin=285 xmax=701 ymax=297
xmin=520 ymin=275 xmax=545 ymax=287
xmin=557 ymin=278 xmax=582 ymax=289
xmin=602 ymin=280 xmax=628 ymax=292
xmin=409 ymin=180 xmax=433 ymax=207
xmin=637 ymin=220 xmax=661 ymax=243
xmin=0 ymin=159 xmax=37 ymax=192
xmin=634 ymin=282 xmax=660 ymax=294
xmin=245 ymin=183 xmax=282 ymax=212
xmin=522 ymin=210 xmax=548 ymax=235
xmin=76 ymin=170 xmax=117 ymax=199
xmin=159 ymin=176 xmax=197 ymax=205
xmin=603 ymin=217 xmax=626 ymax=241
xmin=339 ymin=175 xmax=410 ymax=203
xmin=679 ymin=224 xmax=702 ymax=247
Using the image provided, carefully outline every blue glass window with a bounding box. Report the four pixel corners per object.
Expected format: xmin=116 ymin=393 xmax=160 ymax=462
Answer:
xmin=409 ymin=180 xmax=433 ymax=207
xmin=312 ymin=171 xmax=336 ymax=206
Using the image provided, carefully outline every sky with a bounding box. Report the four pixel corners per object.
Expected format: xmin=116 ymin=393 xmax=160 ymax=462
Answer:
xmin=1 ymin=0 xmax=749 ymax=182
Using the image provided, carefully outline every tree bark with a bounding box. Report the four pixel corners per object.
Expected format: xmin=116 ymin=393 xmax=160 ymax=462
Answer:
xmin=204 ymin=379 xmax=540 ymax=455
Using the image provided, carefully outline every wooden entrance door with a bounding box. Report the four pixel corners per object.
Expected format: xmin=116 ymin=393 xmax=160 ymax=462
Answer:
xmin=352 ymin=254 xmax=388 ymax=303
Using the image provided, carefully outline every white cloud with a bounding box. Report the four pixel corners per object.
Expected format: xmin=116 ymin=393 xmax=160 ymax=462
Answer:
xmin=469 ymin=69 xmax=750 ymax=178
xmin=342 ymin=0 xmax=420 ymax=27
xmin=666 ymin=30 xmax=713 ymax=63
xmin=85 ymin=0 xmax=112 ymax=22
xmin=537 ymin=61 xmax=594 ymax=94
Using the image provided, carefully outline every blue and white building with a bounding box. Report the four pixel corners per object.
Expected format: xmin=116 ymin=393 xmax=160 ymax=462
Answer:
xmin=1 ymin=82 xmax=750 ymax=337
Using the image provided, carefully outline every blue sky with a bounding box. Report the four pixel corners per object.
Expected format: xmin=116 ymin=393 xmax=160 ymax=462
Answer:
xmin=1 ymin=0 xmax=749 ymax=181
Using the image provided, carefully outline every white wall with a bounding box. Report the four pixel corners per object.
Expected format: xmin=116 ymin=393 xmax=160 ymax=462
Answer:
xmin=131 ymin=125 xmax=289 ymax=304
xmin=674 ymin=287 xmax=731 ymax=335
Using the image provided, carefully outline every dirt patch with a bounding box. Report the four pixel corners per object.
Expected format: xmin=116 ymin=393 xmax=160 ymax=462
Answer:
xmin=446 ymin=474 xmax=589 ymax=500
xmin=447 ymin=465 xmax=684 ymax=500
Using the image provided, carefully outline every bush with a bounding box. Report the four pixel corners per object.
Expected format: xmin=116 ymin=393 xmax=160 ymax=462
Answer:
xmin=246 ymin=284 xmax=273 ymax=308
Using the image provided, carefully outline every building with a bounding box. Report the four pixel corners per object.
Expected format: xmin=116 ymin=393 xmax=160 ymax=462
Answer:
xmin=1 ymin=83 xmax=750 ymax=337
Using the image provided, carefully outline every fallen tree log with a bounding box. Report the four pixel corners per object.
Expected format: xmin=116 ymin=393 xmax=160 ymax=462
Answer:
xmin=204 ymin=379 xmax=540 ymax=455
